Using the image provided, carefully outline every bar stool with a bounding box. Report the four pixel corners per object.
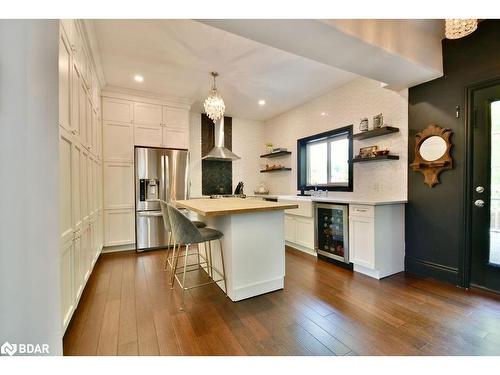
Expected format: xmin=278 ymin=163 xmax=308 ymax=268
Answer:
xmin=166 ymin=202 xmax=227 ymax=310
xmin=160 ymin=200 xmax=206 ymax=273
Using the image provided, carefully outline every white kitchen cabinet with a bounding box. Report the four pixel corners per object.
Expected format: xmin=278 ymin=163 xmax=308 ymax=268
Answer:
xmin=295 ymin=216 xmax=315 ymax=249
xmin=72 ymin=142 xmax=83 ymax=235
xmin=86 ymin=94 xmax=93 ymax=151
xmin=135 ymin=124 xmax=163 ymax=147
xmin=102 ymin=121 xmax=134 ymax=162
xmin=101 ymin=96 xmax=190 ymax=250
xmin=91 ymin=106 xmax=98 ymax=156
xmin=135 ymin=102 xmax=162 ymax=125
xmin=284 ymin=215 xmax=296 ymax=243
xmin=349 ymin=215 xmax=375 ymax=268
xmin=348 ymin=204 xmax=405 ymax=279
xmin=280 ymin=198 xmax=316 ymax=255
xmin=134 ymin=102 xmax=163 ymax=146
xmin=103 ymin=162 xmax=134 ymax=209
xmin=162 ymin=106 xmax=189 ymax=149
xmin=58 ymin=30 xmax=72 ymax=133
xmin=163 ymin=106 xmax=189 ymax=128
xmin=60 ymin=238 xmax=74 ymax=331
xmin=60 ymin=19 xmax=76 ymax=47
xmin=73 ymin=28 xmax=88 ymax=87
xmin=58 ymin=19 xmax=102 ymax=333
xmin=59 ymin=128 xmax=74 ymax=246
xmin=79 ymin=78 xmax=88 ymax=149
xmin=162 ymin=126 xmax=189 ymax=149
xmin=70 ymin=61 xmax=82 ymax=142
xmin=104 ymin=209 xmax=135 ymax=247
xmin=102 ymin=97 xmax=133 ymax=124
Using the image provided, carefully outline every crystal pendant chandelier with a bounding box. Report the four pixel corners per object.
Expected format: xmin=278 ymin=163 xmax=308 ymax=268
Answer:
xmin=445 ymin=19 xmax=478 ymax=39
xmin=203 ymin=72 xmax=225 ymax=123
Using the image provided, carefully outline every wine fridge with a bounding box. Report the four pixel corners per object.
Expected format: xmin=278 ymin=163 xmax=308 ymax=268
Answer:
xmin=315 ymin=203 xmax=349 ymax=263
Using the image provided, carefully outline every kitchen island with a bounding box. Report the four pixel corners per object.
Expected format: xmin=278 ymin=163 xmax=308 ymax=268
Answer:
xmin=175 ymin=198 xmax=298 ymax=301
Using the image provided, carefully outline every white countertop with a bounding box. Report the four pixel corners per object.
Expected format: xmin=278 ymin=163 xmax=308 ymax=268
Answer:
xmin=254 ymin=195 xmax=406 ymax=206
xmin=197 ymin=195 xmax=407 ymax=206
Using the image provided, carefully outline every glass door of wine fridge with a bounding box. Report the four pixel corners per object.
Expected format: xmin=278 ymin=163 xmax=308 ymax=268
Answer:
xmin=315 ymin=203 xmax=349 ymax=263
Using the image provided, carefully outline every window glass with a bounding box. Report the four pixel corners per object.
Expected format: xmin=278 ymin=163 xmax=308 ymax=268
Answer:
xmin=298 ymin=126 xmax=352 ymax=191
xmin=330 ymin=138 xmax=349 ymax=185
xmin=306 ymin=141 xmax=327 ymax=185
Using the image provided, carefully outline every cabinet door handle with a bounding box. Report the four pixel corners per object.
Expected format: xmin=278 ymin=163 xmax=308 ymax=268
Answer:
xmin=355 ymin=209 xmax=367 ymax=212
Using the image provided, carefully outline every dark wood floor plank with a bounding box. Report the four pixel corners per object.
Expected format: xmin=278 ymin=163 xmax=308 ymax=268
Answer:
xmin=64 ymin=247 xmax=500 ymax=356
xmin=117 ymin=253 xmax=138 ymax=355
xmin=97 ymin=256 xmax=123 ymax=355
xmin=135 ymin=255 xmax=160 ymax=355
xmin=73 ymin=256 xmax=113 ymax=355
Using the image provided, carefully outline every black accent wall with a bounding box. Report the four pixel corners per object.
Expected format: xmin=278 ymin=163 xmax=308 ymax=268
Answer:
xmin=201 ymin=114 xmax=233 ymax=195
xmin=406 ymin=20 xmax=500 ymax=286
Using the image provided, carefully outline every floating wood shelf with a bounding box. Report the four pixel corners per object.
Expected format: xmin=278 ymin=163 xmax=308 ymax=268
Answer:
xmin=352 ymin=155 xmax=399 ymax=163
xmin=351 ymin=126 xmax=399 ymax=140
xmin=260 ymin=151 xmax=292 ymax=158
xmin=260 ymin=167 xmax=292 ymax=173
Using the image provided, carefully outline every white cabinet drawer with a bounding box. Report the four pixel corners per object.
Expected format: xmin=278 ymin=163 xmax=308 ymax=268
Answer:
xmin=349 ymin=204 xmax=374 ymax=218
xmin=279 ymin=199 xmax=313 ymax=217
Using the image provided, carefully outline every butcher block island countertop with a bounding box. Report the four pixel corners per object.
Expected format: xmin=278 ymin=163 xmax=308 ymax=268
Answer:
xmin=175 ymin=197 xmax=298 ymax=217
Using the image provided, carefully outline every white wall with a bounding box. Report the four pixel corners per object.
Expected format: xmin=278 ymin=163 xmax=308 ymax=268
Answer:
xmin=0 ymin=20 xmax=62 ymax=355
xmin=189 ymin=114 xmax=266 ymax=197
xmin=263 ymin=77 xmax=408 ymax=202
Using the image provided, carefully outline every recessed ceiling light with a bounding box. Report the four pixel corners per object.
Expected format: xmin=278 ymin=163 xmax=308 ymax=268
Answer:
xmin=258 ymin=99 xmax=266 ymax=106
xmin=134 ymin=75 xmax=144 ymax=83
xmin=321 ymin=112 xmax=326 ymax=116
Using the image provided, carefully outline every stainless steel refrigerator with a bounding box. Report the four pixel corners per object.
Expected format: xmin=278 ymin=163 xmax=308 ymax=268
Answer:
xmin=135 ymin=147 xmax=189 ymax=252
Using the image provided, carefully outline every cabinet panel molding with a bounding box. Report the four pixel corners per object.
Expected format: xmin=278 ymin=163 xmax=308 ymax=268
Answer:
xmin=134 ymin=102 xmax=162 ymax=125
xmin=102 ymin=121 xmax=134 ymax=162
xmin=104 ymin=209 xmax=135 ymax=247
xmin=103 ymin=162 xmax=134 ymax=209
xmin=135 ymin=125 xmax=163 ymax=147
xmin=102 ymin=97 xmax=133 ymax=123
xmin=162 ymin=126 xmax=189 ymax=149
xmin=349 ymin=216 xmax=375 ymax=268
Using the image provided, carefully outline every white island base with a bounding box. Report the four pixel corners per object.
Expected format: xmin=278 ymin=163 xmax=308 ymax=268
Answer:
xmin=202 ymin=210 xmax=286 ymax=301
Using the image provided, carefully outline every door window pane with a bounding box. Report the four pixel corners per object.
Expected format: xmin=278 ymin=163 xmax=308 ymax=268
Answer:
xmin=490 ymin=100 xmax=500 ymax=265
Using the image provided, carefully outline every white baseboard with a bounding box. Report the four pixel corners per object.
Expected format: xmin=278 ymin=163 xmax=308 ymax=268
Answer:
xmin=102 ymin=243 xmax=136 ymax=253
xmin=353 ymin=264 xmax=381 ymax=279
xmin=232 ymin=277 xmax=284 ymax=301
xmin=285 ymin=242 xmax=317 ymax=257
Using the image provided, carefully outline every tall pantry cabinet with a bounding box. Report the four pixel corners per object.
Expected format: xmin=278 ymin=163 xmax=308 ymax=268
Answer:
xmin=58 ymin=20 xmax=103 ymax=332
xmin=101 ymin=92 xmax=191 ymax=251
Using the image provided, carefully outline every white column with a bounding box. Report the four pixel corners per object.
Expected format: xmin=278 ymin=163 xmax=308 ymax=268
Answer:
xmin=0 ymin=20 xmax=62 ymax=355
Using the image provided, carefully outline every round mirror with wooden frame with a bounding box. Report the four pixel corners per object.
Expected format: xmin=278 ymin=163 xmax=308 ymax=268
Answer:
xmin=410 ymin=124 xmax=453 ymax=187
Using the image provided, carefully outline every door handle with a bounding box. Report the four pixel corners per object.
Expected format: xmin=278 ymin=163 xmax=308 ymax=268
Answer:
xmin=474 ymin=199 xmax=485 ymax=208
xmin=138 ymin=211 xmax=163 ymax=217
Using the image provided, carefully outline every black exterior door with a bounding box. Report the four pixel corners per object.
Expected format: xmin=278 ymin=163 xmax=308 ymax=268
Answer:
xmin=470 ymin=83 xmax=500 ymax=292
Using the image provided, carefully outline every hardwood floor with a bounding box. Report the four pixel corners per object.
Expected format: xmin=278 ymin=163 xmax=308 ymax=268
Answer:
xmin=63 ymin=247 xmax=500 ymax=356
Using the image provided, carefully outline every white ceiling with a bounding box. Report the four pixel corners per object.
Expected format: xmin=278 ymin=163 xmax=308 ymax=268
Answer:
xmin=92 ymin=19 xmax=357 ymax=121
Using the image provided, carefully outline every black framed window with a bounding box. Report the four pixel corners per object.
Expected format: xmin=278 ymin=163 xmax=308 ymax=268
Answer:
xmin=297 ymin=125 xmax=353 ymax=192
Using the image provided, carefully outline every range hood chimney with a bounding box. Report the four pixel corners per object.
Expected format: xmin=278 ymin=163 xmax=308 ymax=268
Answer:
xmin=202 ymin=117 xmax=240 ymax=161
